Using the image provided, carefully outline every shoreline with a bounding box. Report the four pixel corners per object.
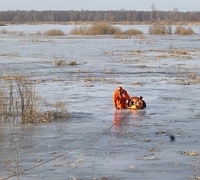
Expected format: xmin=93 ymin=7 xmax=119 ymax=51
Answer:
xmin=1 ymin=21 xmax=200 ymax=26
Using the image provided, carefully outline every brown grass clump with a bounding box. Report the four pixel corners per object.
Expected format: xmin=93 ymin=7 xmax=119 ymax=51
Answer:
xmin=54 ymin=59 xmax=66 ymax=66
xmin=124 ymin=28 xmax=143 ymax=35
xmin=168 ymin=48 xmax=192 ymax=59
xmin=70 ymin=23 xmax=143 ymax=38
xmin=70 ymin=26 xmax=87 ymax=35
xmin=70 ymin=23 xmax=121 ymax=35
xmin=53 ymin=56 xmax=66 ymax=66
xmin=113 ymin=28 xmax=143 ymax=39
xmin=53 ymin=56 xmax=78 ymax=66
xmin=68 ymin=61 xmax=77 ymax=65
xmin=88 ymin=23 xmax=121 ymax=35
xmin=149 ymin=25 xmax=172 ymax=35
xmin=174 ymin=26 xmax=194 ymax=35
xmin=170 ymin=49 xmax=189 ymax=56
xmin=0 ymin=74 xmax=70 ymax=124
xmin=43 ymin=29 xmax=65 ymax=36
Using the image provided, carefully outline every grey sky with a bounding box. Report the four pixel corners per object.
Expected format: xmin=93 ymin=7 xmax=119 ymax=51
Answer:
xmin=1 ymin=0 xmax=200 ymax=12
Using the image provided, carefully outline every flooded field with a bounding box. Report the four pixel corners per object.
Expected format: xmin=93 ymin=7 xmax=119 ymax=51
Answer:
xmin=0 ymin=24 xmax=200 ymax=180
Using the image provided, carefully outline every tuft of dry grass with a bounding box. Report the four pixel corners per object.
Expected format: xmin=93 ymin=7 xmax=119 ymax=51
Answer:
xmin=174 ymin=26 xmax=194 ymax=35
xmin=43 ymin=29 xmax=65 ymax=36
xmin=68 ymin=61 xmax=77 ymax=65
xmin=53 ymin=56 xmax=66 ymax=66
xmin=53 ymin=56 xmax=78 ymax=66
xmin=54 ymin=59 xmax=66 ymax=66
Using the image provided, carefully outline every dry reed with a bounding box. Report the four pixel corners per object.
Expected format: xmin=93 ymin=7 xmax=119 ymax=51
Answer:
xmin=0 ymin=74 xmax=70 ymax=124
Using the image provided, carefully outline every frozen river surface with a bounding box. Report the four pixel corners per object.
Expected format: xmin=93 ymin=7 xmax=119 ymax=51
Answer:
xmin=0 ymin=25 xmax=200 ymax=180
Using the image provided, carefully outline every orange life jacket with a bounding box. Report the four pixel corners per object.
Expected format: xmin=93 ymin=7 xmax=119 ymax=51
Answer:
xmin=112 ymin=88 xmax=130 ymax=109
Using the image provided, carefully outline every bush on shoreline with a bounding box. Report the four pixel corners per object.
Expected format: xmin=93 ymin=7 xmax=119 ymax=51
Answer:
xmin=174 ymin=26 xmax=194 ymax=35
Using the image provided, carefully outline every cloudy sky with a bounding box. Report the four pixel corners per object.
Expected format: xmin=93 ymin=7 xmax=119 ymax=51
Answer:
xmin=1 ymin=0 xmax=200 ymax=12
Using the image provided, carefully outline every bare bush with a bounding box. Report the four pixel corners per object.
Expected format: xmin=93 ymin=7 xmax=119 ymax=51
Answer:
xmin=70 ymin=23 xmax=121 ymax=35
xmin=0 ymin=75 xmax=70 ymax=124
xmin=174 ymin=26 xmax=194 ymax=35
xmin=43 ymin=29 xmax=65 ymax=36
xmin=70 ymin=26 xmax=88 ymax=35
xmin=114 ymin=28 xmax=143 ymax=39
xmin=88 ymin=23 xmax=121 ymax=35
xmin=149 ymin=25 xmax=172 ymax=35
xmin=123 ymin=28 xmax=143 ymax=35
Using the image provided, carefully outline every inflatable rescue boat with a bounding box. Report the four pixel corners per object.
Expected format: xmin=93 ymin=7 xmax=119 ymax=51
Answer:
xmin=126 ymin=96 xmax=146 ymax=110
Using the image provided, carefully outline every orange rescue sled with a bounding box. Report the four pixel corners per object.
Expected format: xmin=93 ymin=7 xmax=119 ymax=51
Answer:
xmin=126 ymin=96 xmax=146 ymax=110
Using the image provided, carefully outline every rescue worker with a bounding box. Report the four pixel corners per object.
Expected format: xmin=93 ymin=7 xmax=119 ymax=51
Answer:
xmin=112 ymin=86 xmax=130 ymax=109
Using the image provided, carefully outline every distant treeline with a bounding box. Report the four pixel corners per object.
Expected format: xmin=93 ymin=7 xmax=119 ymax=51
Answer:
xmin=0 ymin=10 xmax=200 ymax=24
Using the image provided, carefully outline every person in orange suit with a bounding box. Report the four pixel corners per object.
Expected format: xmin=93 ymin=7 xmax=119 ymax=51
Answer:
xmin=112 ymin=86 xmax=130 ymax=109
